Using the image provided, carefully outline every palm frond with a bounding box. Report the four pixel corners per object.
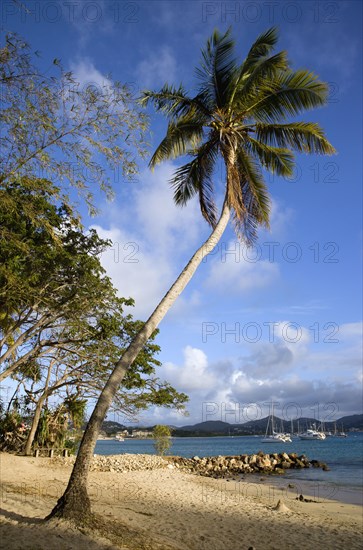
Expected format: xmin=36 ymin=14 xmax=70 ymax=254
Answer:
xmin=226 ymin=161 xmax=248 ymax=239
xmin=170 ymin=138 xmax=219 ymax=226
xmin=235 ymin=148 xmax=271 ymax=229
xmin=233 ymin=51 xmax=288 ymax=109
xmin=196 ymin=28 xmax=237 ymax=108
xmin=241 ymin=27 xmax=279 ymax=73
xmin=140 ymin=84 xmax=211 ymax=119
xmin=150 ymin=118 xmax=204 ymax=168
xmin=170 ymin=160 xmax=199 ymax=205
xmin=246 ymin=137 xmax=295 ymax=177
xmin=254 ymin=122 xmax=336 ymax=154
xmin=244 ymin=69 xmax=329 ymax=122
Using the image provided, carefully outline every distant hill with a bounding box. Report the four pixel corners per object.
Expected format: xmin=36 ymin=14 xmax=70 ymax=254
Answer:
xmin=175 ymin=414 xmax=363 ymax=436
xmin=101 ymin=421 xmax=128 ymax=434
xmin=97 ymin=414 xmax=363 ymax=437
xmin=331 ymin=414 xmax=363 ymax=430
xmin=178 ymin=421 xmax=232 ymax=433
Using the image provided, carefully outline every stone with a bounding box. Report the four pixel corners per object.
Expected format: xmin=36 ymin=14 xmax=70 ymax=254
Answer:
xmin=281 ymin=452 xmax=291 ymax=462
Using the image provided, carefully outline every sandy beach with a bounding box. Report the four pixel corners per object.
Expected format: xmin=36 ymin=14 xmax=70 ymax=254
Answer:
xmin=0 ymin=452 xmax=362 ymax=550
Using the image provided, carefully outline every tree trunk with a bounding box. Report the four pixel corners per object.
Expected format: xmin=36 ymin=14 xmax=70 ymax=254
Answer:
xmin=47 ymin=200 xmax=231 ymax=521
xmin=24 ymin=363 xmax=53 ymax=456
xmin=24 ymin=395 xmax=45 ymax=456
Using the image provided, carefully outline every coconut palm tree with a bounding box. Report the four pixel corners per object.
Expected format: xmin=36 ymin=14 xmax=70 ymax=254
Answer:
xmin=48 ymin=27 xmax=335 ymax=520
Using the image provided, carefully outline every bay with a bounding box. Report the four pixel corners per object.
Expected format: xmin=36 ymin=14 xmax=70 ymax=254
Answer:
xmin=94 ymin=432 xmax=363 ymax=505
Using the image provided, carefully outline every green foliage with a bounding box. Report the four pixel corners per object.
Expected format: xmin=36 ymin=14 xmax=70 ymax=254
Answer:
xmin=0 ymin=183 xmax=188 ymax=447
xmin=141 ymin=27 xmax=335 ymax=244
xmin=0 ymin=410 xmax=27 ymax=452
xmin=153 ymin=424 xmax=173 ymax=456
xmin=0 ymin=180 xmax=121 ymax=380
xmin=64 ymin=396 xmax=87 ymax=429
xmin=0 ymin=33 xmax=148 ymax=215
xmin=34 ymin=396 xmax=86 ymax=450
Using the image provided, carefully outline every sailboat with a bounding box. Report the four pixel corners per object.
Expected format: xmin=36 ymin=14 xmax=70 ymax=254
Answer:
xmin=335 ymin=422 xmax=348 ymax=437
xmin=261 ymin=407 xmax=292 ymax=443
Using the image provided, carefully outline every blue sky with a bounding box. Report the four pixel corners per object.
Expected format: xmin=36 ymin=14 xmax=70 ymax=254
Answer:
xmin=3 ymin=0 xmax=362 ymax=426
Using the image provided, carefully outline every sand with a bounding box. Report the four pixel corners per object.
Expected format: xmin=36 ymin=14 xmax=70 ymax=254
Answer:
xmin=0 ymin=452 xmax=362 ymax=550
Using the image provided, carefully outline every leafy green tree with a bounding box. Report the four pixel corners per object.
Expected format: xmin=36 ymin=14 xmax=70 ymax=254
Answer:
xmin=0 ymin=33 xmax=148 ymax=214
xmin=49 ymin=27 xmax=335 ymax=521
xmin=17 ymin=311 xmax=187 ymax=455
xmin=153 ymin=424 xmax=172 ymax=456
xmin=0 ymin=181 xmax=119 ymax=382
xmin=0 ymin=182 xmax=187 ymax=454
xmin=33 ymin=398 xmax=87 ymax=452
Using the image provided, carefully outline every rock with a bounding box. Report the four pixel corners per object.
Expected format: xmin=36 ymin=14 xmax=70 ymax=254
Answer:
xmin=257 ymin=456 xmax=272 ymax=469
xmin=48 ymin=451 xmax=320 ymax=481
xmin=281 ymin=452 xmax=292 ymax=462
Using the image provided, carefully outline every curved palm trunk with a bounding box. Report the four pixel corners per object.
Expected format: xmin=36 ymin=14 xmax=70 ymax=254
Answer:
xmin=47 ymin=200 xmax=230 ymax=521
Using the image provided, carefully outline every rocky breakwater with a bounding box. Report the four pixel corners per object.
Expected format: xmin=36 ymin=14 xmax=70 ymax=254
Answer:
xmin=169 ymin=452 xmax=329 ymax=478
xmin=51 ymin=453 xmax=170 ymax=473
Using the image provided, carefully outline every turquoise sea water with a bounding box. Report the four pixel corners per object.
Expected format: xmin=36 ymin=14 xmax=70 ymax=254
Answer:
xmin=94 ymin=433 xmax=363 ymax=505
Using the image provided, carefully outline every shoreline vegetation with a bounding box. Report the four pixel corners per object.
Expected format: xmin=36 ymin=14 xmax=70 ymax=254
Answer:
xmin=1 ymin=452 xmax=362 ymax=550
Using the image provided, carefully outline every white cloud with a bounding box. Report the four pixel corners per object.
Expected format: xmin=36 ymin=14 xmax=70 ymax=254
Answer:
xmin=136 ymin=47 xmax=177 ymax=88
xmin=69 ymin=58 xmax=112 ymax=91
xmin=163 ymin=346 xmax=217 ymax=392
xmin=91 ymin=161 xmax=207 ymax=318
xmin=268 ymin=198 xmax=295 ymax=238
xmin=338 ymin=321 xmax=363 ymax=340
xmin=91 ymin=224 xmax=172 ymax=319
xmin=133 ymin=162 xmax=204 ymax=255
xmin=205 ymin=240 xmax=279 ymax=294
xmin=141 ymin=318 xmax=363 ymax=425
